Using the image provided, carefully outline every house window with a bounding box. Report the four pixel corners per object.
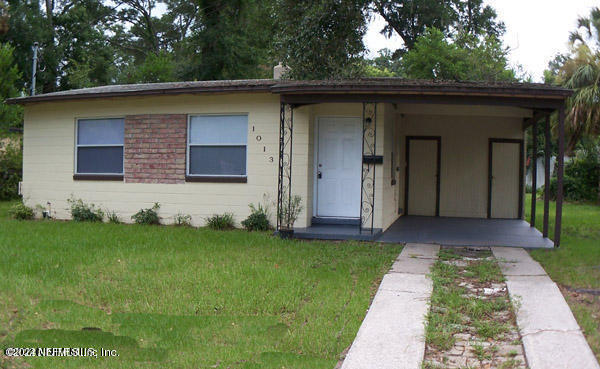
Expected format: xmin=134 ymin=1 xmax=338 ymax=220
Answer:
xmin=187 ymin=115 xmax=248 ymax=177
xmin=76 ymin=118 xmax=124 ymax=175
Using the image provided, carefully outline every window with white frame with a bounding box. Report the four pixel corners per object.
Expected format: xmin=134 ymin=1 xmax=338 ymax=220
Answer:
xmin=76 ymin=118 xmax=124 ymax=175
xmin=187 ymin=115 xmax=248 ymax=176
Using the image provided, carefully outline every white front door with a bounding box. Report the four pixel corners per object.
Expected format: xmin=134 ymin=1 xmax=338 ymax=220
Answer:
xmin=316 ymin=117 xmax=362 ymax=218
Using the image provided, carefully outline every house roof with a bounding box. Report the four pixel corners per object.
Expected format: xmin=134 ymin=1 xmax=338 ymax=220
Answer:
xmin=5 ymin=78 xmax=572 ymax=105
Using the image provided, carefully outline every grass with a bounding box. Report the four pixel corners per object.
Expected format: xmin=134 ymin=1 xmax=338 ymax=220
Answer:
xmin=425 ymin=254 xmax=512 ymax=352
xmin=525 ymin=197 xmax=600 ymax=361
xmin=0 ymin=201 xmax=402 ymax=368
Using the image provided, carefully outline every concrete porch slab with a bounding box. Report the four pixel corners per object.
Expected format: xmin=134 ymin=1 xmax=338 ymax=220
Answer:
xmin=380 ymin=216 xmax=554 ymax=249
xmin=341 ymin=244 xmax=439 ymax=369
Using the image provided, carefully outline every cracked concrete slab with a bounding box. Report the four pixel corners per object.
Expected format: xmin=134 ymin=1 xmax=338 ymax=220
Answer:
xmin=378 ymin=272 xmax=432 ymax=295
xmin=491 ymin=246 xmax=531 ymax=262
xmin=497 ymin=260 xmax=548 ymax=276
xmin=523 ymin=330 xmax=600 ymax=369
xmin=492 ymin=247 xmax=600 ymax=369
xmin=390 ymin=257 xmax=435 ymax=275
xmin=341 ymin=244 xmax=439 ymax=369
xmin=399 ymin=243 xmax=440 ymax=259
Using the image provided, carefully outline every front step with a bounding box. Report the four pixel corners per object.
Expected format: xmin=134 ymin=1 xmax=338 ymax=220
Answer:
xmin=311 ymin=217 xmax=360 ymax=226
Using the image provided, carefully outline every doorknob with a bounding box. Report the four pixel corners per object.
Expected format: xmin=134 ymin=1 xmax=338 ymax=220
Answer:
xmin=317 ymin=171 xmax=322 ymax=179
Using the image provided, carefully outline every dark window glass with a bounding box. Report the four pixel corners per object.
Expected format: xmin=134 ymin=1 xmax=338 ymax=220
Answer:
xmin=189 ymin=146 xmax=246 ymax=175
xmin=77 ymin=147 xmax=123 ymax=174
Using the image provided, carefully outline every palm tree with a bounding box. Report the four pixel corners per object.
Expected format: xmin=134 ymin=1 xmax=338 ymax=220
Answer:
xmin=558 ymin=7 xmax=600 ymax=152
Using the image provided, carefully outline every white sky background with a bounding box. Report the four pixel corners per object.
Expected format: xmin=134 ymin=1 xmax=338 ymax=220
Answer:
xmin=363 ymin=1 xmax=599 ymax=81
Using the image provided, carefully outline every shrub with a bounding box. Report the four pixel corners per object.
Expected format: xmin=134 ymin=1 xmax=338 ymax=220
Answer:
xmin=68 ymin=197 xmax=104 ymax=222
xmin=547 ymin=144 xmax=599 ymax=202
xmin=8 ymin=202 xmax=34 ymax=220
xmin=241 ymin=201 xmax=271 ymax=231
xmin=278 ymin=195 xmax=303 ymax=229
xmin=174 ymin=212 xmax=192 ymax=226
xmin=206 ymin=213 xmax=235 ymax=230
xmin=132 ymin=203 xmax=161 ymax=225
xmin=106 ymin=210 xmax=121 ymax=224
xmin=0 ymin=139 xmax=22 ymax=200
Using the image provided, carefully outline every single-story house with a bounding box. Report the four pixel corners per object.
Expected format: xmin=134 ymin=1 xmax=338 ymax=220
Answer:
xmin=6 ymin=76 xmax=571 ymax=248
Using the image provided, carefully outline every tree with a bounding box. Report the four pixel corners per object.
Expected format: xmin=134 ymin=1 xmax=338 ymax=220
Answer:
xmin=0 ymin=42 xmax=22 ymax=132
xmin=372 ymin=0 xmax=504 ymax=53
xmin=275 ymin=0 xmax=367 ymax=79
xmin=184 ymin=0 xmax=275 ymax=80
xmin=554 ymin=7 xmax=600 ymax=152
xmin=0 ymin=0 xmax=117 ymax=93
xmin=401 ymin=28 xmax=516 ymax=81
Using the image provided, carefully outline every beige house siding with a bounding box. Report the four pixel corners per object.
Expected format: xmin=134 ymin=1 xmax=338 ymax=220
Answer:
xmin=397 ymin=112 xmax=525 ymax=219
xmin=22 ymin=93 xmax=282 ymax=227
xmin=21 ymin=94 xmax=529 ymax=231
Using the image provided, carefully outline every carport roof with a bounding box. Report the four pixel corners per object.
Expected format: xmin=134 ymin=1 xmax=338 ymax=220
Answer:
xmin=5 ymin=78 xmax=572 ymax=105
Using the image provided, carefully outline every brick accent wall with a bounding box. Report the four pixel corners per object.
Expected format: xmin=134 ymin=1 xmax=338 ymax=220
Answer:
xmin=124 ymin=114 xmax=187 ymax=184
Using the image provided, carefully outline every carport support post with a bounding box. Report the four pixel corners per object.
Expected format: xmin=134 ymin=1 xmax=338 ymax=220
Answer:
xmin=554 ymin=106 xmax=565 ymax=247
xmin=543 ymin=116 xmax=551 ymax=238
xmin=530 ymin=121 xmax=537 ymax=227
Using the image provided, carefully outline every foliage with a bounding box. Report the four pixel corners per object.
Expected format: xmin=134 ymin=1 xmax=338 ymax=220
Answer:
xmin=372 ymin=0 xmax=505 ymax=53
xmin=67 ymin=197 xmax=104 ymax=222
xmin=363 ymin=48 xmax=403 ymax=77
xmin=8 ymin=201 xmax=34 ymax=220
xmin=206 ymin=212 xmax=235 ymax=230
xmin=0 ymin=42 xmax=22 ymax=132
xmin=275 ymin=0 xmax=367 ymax=79
xmin=278 ymin=195 xmax=303 ymax=229
xmin=106 ymin=210 xmax=121 ymax=224
xmin=547 ymin=139 xmax=600 ymax=202
xmin=1 ymin=0 xmax=117 ymax=93
xmin=241 ymin=199 xmax=272 ymax=231
xmin=401 ymin=28 xmax=516 ymax=81
xmin=131 ymin=202 xmax=161 ymax=225
xmin=0 ymin=137 xmax=21 ymax=200
xmin=551 ymin=7 xmax=600 ymax=152
xmin=173 ymin=212 xmax=192 ymax=227
xmin=130 ymin=51 xmax=176 ymax=84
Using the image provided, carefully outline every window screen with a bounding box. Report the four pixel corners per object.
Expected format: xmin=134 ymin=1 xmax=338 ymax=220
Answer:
xmin=188 ymin=115 xmax=248 ymax=176
xmin=76 ymin=118 xmax=124 ymax=174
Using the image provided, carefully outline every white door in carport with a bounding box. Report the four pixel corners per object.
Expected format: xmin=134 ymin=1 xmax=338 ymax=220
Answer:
xmin=407 ymin=138 xmax=438 ymax=216
xmin=316 ymin=117 xmax=362 ymax=218
xmin=490 ymin=141 xmax=521 ymax=219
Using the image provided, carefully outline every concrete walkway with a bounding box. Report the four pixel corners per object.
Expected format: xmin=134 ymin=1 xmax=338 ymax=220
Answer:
xmin=341 ymin=243 xmax=439 ymax=369
xmin=492 ymin=247 xmax=600 ymax=369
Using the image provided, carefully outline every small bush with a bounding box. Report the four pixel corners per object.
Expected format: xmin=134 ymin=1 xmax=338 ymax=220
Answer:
xmin=241 ymin=201 xmax=271 ymax=231
xmin=106 ymin=210 xmax=121 ymax=224
xmin=0 ymin=139 xmax=22 ymax=200
xmin=8 ymin=202 xmax=35 ymax=220
xmin=174 ymin=212 xmax=192 ymax=226
xmin=68 ymin=197 xmax=104 ymax=222
xmin=206 ymin=213 xmax=235 ymax=230
xmin=132 ymin=203 xmax=160 ymax=225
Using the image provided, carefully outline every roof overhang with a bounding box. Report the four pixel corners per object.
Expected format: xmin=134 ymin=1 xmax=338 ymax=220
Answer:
xmin=5 ymin=78 xmax=572 ymax=110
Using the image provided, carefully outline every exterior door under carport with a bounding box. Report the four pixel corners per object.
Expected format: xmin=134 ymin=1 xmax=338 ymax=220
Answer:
xmin=404 ymin=136 xmax=441 ymax=216
xmin=488 ymin=139 xmax=524 ymax=219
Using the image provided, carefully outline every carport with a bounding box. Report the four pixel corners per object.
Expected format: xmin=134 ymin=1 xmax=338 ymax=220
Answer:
xmin=377 ymin=216 xmax=554 ymax=248
xmin=275 ymin=80 xmax=571 ymax=248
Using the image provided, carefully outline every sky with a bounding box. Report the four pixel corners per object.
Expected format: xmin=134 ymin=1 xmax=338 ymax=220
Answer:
xmin=363 ymin=1 xmax=599 ymax=81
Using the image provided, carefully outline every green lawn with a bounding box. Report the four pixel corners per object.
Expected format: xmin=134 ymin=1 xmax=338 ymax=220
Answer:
xmin=0 ymin=201 xmax=402 ymax=368
xmin=525 ymin=197 xmax=600 ymax=360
